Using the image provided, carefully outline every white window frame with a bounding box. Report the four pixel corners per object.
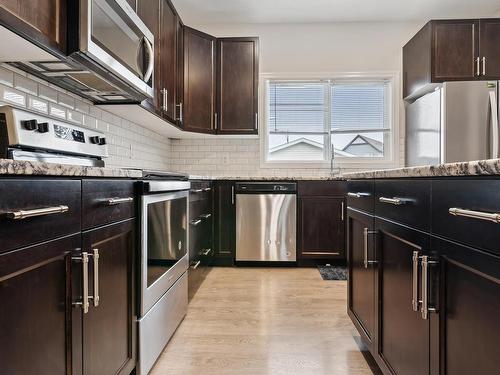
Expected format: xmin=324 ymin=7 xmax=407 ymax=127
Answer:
xmin=259 ymin=72 xmax=400 ymax=170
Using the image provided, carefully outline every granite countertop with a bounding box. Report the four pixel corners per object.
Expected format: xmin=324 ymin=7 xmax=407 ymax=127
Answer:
xmin=0 ymin=158 xmax=143 ymax=178
xmin=342 ymin=158 xmax=500 ymax=179
xmin=188 ymin=175 xmax=343 ymax=181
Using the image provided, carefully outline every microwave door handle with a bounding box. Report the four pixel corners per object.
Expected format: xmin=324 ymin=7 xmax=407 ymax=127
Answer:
xmin=489 ymin=90 xmax=499 ymax=159
xmin=142 ymin=37 xmax=154 ymax=83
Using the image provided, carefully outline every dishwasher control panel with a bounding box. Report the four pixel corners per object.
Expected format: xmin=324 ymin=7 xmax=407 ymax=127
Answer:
xmin=235 ymin=182 xmax=297 ymax=193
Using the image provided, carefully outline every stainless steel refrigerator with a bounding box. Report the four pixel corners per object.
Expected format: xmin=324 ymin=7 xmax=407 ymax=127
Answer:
xmin=405 ymin=81 xmax=499 ymax=166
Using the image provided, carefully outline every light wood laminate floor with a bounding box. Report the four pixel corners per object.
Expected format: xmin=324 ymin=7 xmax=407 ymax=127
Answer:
xmin=150 ymin=267 xmax=379 ymax=375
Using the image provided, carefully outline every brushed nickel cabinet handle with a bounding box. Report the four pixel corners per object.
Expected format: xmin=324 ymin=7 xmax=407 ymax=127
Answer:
xmin=190 ymin=189 xmax=204 ymax=193
xmin=190 ymin=260 xmax=201 ymax=269
xmin=190 ymin=219 xmax=202 ymax=226
xmin=341 ymin=201 xmax=344 ymax=221
xmin=176 ymin=102 xmax=183 ymax=122
xmin=482 ymin=56 xmax=486 ymax=76
xmin=363 ymin=228 xmax=377 ymax=268
xmin=420 ymin=255 xmax=438 ymax=320
xmin=200 ymin=213 xmax=212 ymax=219
xmin=106 ymin=197 xmax=134 ymax=206
xmin=4 ymin=205 xmax=69 ymax=220
xmin=449 ymin=207 xmax=500 ymax=223
xmin=92 ymin=249 xmax=100 ymax=307
xmin=379 ymin=197 xmax=405 ymax=206
xmin=203 ymin=187 xmax=212 ymax=192
xmin=476 ymin=57 xmax=481 ymax=76
xmin=255 ymin=113 xmax=258 ymax=130
xmin=73 ymin=252 xmax=90 ymax=314
xmin=412 ymin=251 xmax=420 ymax=312
xmin=201 ymin=248 xmax=212 ymax=256
xmin=347 ymin=192 xmax=370 ymax=198
xmin=231 ymin=186 xmax=235 ymax=205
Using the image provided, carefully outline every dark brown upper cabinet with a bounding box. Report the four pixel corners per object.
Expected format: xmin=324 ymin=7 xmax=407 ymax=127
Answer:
xmin=0 ymin=0 xmax=66 ymax=55
xmin=137 ymin=0 xmax=182 ymax=125
xmin=216 ymin=37 xmax=259 ymax=134
xmin=479 ymin=19 xmax=500 ymax=79
xmin=183 ymin=27 xmax=217 ymax=133
xmin=403 ymin=18 xmax=500 ymax=98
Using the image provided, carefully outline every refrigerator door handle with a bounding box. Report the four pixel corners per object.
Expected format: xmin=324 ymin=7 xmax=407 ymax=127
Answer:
xmin=489 ymin=90 xmax=499 ymax=159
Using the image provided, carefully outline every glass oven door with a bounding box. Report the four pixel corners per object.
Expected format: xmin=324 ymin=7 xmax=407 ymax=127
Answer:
xmin=141 ymin=190 xmax=188 ymax=315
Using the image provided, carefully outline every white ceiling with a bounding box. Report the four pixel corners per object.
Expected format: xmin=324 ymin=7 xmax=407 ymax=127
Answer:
xmin=171 ymin=0 xmax=500 ymax=24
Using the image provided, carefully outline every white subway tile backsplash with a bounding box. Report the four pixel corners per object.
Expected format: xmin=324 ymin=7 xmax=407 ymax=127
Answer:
xmin=14 ymin=74 xmax=37 ymax=95
xmin=0 ymin=66 xmax=14 ymax=87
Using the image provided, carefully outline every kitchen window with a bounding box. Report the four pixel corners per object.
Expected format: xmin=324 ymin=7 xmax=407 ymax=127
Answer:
xmin=262 ymin=74 xmax=397 ymax=168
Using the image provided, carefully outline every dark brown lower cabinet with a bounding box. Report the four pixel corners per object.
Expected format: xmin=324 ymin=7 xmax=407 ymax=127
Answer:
xmin=347 ymin=208 xmax=376 ymax=352
xmin=213 ymin=181 xmax=235 ymax=266
xmin=75 ymin=219 xmax=136 ymax=375
xmin=0 ymin=234 xmax=80 ymax=375
xmin=432 ymin=237 xmax=500 ymax=375
xmin=298 ymin=196 xmax=345 ymax=259
xmin=376 ymin=218 xmax=430 ymax=375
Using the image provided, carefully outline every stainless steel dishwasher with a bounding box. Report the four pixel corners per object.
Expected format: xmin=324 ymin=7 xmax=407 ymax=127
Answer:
xmin=235 ymin=182 xmax=297 ymax=262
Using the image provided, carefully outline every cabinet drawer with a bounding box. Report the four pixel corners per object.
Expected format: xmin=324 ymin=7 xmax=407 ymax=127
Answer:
xmin=0 ymin=179 xmax=81 ymax=253
xmin=375 ymin=179 xmax=431 ymax=231
xmin=432 ymin=178 xmax=500 ymax=256
xmin=298 ymin=180 xmax=346 ymax=196
xmin=82 ymin=180 xmax=136 ymax=230
xmin=347 ymin=179 xmax=375 ymax=214
xmin=189 ymin=180 xmax=212 ymax=203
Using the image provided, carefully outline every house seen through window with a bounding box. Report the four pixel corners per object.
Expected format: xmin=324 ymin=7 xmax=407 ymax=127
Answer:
xmin=265 ymin=79 xmax=392 ymax=163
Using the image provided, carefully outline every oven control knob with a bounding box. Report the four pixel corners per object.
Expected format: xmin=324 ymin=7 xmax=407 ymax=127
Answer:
xmin=22 ymin=119 xmax=38 ymax=130
xmin=90 ymin=136 xmax=100 ymax=144
xmin=37 ymin=122 xmax=49 ymax=133
xmin=98 ymin=137 xmax=106 ymax=145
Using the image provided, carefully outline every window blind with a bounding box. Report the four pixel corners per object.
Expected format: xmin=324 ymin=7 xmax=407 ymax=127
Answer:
xmin=330 ymin=82 xmax=388 ymax=132
xmin=268 ymin=82 xmax=326 ymax=133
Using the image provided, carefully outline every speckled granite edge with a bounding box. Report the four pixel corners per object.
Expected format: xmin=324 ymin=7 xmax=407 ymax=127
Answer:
xmin=188 ymin=175 xmax=344 ymax=181
xmin=342 ymin=159 xmax=500 ymax=179
xmin=0 ymin=159 xmax=143 ymax=178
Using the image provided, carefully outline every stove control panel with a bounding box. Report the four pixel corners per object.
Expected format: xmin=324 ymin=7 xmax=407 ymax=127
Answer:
xmin=0 ymin=106 xmax=109 ymax=158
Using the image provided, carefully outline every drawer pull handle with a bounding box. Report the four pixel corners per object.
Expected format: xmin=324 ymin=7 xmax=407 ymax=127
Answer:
xmin=412 ymin=251 xmax=420 ymax=312
xmin=449 ymin=208 xmax=500 ymax=223
xmin=201 ymin=248 xmax=212 ymax=256
xmin=190 ymin=260 xmax=201 ymax=269
xmin=379 ymin=197 xmax=405 ymax=206
xmin=190 ymin=219 xmax=202 ymax=226
xmin=203 ymin=187 xmax=212 ymax=192
xmin=200 ymin=213 xmax=212 ymax=219
xmin=106 ymin=197 xmax=133 ymax=206
xmin=347 ymin=192 xmax=369 ymax=198
xmin=190 ymin=189 xmax=204 ymax=193
xmin=4 ymin=205 xmax=69 ymax=220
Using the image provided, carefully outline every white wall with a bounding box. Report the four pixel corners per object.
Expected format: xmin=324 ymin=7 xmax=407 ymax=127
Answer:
xmin=170 ymin=21 xmax=424 ymax=177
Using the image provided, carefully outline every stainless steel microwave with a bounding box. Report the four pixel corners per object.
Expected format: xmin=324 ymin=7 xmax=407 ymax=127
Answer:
xmin=68 ymin=0 xmax=155 ymax=101
xmin=10 ymin=0 xmax=154 ymax=103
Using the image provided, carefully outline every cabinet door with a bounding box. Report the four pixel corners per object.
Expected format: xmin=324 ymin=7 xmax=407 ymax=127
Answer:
xmin=80 ymin=219 xmax=136 ymax=375
xmin=347 ymin=209 xmax=376 ymax=352
xmin=432 ymin=237 xmax=500 ymax=375
xmin=213 ymin=181 xmax=235 ymax=266
xmin=432 ymin=20 xmax=478 ymax=81
xmin=479 ymin=19 xmax=500 ymax=79
xmin=159 ymin=0 xmax=178 ymax=122
xmin=136 ymin=0 xmax=162 ymax=113
xmin=0 ymin=234 xmax=80 ymax=375
xmin=377 ymin=218 xmax=430 ymax=375
xmin=183 ymin=27 xmax=216 ymax=133
xmin=298 ymin=196 xmax=345 ymax=258
xmin=0 ymin=0 xmax=66 ymax=54
xmin=176 ymin=17 xmax=184 ymax=126
xmin=216 ymin=38 xmax=259 ymax=134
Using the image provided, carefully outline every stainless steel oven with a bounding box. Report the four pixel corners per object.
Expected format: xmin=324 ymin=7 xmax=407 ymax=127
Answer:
xmin=137 ymin=179 xmax=190 ymax=375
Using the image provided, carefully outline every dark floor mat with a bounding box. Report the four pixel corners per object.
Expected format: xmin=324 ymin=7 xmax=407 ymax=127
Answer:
xmin=318 ymin=265 xmax=348 ymax=280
